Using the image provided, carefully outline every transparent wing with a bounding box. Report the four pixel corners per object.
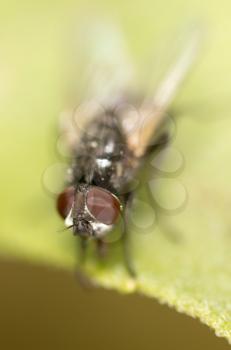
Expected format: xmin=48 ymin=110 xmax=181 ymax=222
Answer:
xmin=75 ymin=19 xmax=136 ymax=105
xmin=59 ymin=19 xmax=137 ymax=155
xmin=59 ymin=21 xmax=203 ymax=157
xmin=126 ymin=25 xmax=203 ymax=157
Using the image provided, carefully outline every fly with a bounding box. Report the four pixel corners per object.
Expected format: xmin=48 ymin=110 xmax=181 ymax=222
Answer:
xmin=56 ymin=22 xmax=201 ymax=276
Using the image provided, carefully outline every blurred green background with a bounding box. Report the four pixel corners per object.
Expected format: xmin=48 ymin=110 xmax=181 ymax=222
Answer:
xmin=1 ymin=0 xmax=231 ymax=348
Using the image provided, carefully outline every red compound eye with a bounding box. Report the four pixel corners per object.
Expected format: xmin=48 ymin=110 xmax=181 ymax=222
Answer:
xmin=57 ymin=187 xmax=75 ymax=219
xmin=86 ymin=187 xmax=121 ymax=225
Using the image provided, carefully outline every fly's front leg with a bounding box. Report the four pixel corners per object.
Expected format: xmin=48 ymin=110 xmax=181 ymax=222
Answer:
xmin=79 ymin=236 xmax=88 ymax=264
xmin=96 ymin=238 xmax=108 ymax=259
xmin=122 ymin=192 xmax=136 ymax=278
xmin=75 ymin=237 xmax=96 ymax=289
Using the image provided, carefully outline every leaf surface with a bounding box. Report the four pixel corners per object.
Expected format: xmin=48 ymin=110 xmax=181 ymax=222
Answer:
xmin=1 ymin=0 xmax=231 ymax=342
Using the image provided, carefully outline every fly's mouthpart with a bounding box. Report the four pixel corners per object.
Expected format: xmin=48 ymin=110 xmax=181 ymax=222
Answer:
xmin=72 ymin=216 xmax=114 ymax=238
xmin=72 ymin=218 xmax=94 ymax=237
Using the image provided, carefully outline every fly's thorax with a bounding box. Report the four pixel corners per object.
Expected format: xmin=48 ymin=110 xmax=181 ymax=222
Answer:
xmin=71 ymin=110 xmax=137 ymax=193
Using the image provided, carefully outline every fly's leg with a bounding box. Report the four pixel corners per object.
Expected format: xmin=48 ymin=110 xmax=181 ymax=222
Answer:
xmin=75 ymin=237 xmax=95 ymax=289
xmin=122 ymin=192 xmax=136 ymax=278
xmin=145 ymin=109 xmax=177 ymax=157
xmin=145 ymin=131 xmax=170 ymax=156
xmin=145 ymin=130 xmax=182 ymax=243
xmin=96 ymin=239 xmax=108 ymax=259
xmin=79 ymin=236 xmax=88 ymax=264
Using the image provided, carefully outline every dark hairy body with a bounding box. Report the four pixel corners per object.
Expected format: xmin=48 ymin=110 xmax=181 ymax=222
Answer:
xmin=71 ymin=109 xmax=136 ymax=196
xmin=57 ymin=106 xmax=156 ymax=276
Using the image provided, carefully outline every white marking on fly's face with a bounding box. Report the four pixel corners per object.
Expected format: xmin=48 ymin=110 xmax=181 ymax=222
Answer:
xmin=91 ymin=221 xmax=113 ymax=237
xmin=96 ymin=158 xmax=112 ymax=168
xmin=65 ymin=207 xmax=73 ymax=227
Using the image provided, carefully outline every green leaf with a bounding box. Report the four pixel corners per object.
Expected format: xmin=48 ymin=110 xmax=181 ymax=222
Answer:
xmin=1 ymin=0 xmax=231 ymax=343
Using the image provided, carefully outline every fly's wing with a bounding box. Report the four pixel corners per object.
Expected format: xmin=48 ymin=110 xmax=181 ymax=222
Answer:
xmin=75 ymin=20 xmax=135 ymax=106
xmin=59 ymin=20 xmax=136 ymax=155
xmin=125 ymin=26 xmax=203 ymax=157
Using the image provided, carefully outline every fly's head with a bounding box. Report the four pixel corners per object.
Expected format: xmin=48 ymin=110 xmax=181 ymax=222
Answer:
xmin=57 ymin=184 xmax=122 ymax=238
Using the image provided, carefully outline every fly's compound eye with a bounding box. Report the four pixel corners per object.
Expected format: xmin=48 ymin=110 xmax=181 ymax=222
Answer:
xmin=86 ymin=187 xmax=121 ymax=225
xmin=57 ymin=186 xmax=75 ymax=219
